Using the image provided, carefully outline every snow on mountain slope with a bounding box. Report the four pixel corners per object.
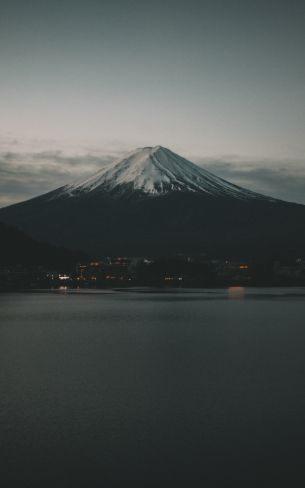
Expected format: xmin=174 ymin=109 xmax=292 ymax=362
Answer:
xmin=56 ymin=146 xmax=275 ymax=201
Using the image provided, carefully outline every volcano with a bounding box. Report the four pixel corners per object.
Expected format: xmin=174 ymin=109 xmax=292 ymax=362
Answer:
xmin=1 ymin=146 xmax=305 ymax=258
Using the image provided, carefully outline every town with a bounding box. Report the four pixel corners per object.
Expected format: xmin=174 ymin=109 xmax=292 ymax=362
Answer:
xmin=1 ymin=255 xmax=305 ymax=291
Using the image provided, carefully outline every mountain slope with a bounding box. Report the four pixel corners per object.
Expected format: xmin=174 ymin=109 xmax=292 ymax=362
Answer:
xmin=50 ymin=146 xmax=274 ymax=201
xmin=0 ymin=146 xmax=304 ymax=258
xmin=0 ymin=222 xmax=88 ymax=266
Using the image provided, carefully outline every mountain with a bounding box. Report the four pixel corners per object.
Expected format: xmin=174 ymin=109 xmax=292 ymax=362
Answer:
xmin=0 ymin=221 xmax=88 ymax=267
xmin=0 ymin=145 xmax=305 ymax=258
xmin=57 ymin=145 xmax=272 ymax=200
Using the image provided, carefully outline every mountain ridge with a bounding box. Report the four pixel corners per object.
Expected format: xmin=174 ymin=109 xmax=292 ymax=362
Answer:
xmin=0 ymin=221 xmax=88 ymax=266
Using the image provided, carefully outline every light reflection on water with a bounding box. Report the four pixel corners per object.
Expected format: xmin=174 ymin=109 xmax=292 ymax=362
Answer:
xmin=228 ymin=286 xmax=245 ymax=299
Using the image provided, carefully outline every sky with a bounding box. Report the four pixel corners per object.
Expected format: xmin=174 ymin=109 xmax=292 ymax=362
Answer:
xmin=1 ymin=0 xmax=305 ymax=206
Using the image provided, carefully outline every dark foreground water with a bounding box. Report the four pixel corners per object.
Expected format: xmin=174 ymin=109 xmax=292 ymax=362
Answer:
xmin=1 ymin=287 xmax=305 ymax=487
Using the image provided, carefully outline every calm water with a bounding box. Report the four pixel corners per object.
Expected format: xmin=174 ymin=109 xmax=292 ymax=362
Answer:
xmin=1 ymin=287 xmax=305 ymax=487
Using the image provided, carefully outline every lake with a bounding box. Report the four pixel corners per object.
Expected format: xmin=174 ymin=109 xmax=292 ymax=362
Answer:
xmin=1 ymin=287 xmax=305 ymax=487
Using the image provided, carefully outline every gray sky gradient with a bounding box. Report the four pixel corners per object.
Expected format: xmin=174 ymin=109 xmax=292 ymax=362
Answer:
xmin=1 ymin=0 xmax=305 ymax=205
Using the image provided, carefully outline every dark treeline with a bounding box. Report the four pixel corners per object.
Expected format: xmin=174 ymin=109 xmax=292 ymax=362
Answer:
xmin=135 ymin=256 xmax=305 ymax=287
xmin=1 ymin=222 xmax=305 ymax=290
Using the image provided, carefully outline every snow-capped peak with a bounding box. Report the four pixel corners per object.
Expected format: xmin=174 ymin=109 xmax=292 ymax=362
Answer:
xmin=59 ymin=145 xmax=274 ymax=201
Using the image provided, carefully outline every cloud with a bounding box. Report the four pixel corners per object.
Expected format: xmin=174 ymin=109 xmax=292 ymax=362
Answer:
xmin=0 ymin=141 xmax=305 ymax=207
xmin=194 ymin=157 xmax=305 ymax=205
xmin=0 ymin=149 xmax=117 ymax=207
